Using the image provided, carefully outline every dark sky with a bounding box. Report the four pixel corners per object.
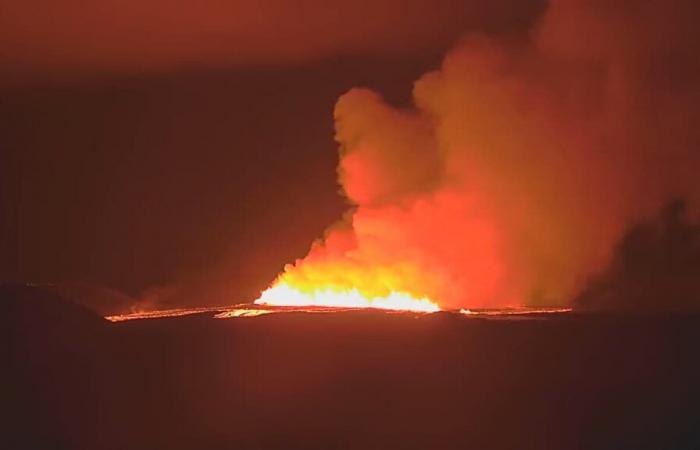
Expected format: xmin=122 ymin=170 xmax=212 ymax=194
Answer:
xmin=0 ymin=0 xmax=542 ymax=84
xmin=1 ymin=58 xmax=444 ymax=302
xmin=0 ymin=1 xmax=544 ymax=303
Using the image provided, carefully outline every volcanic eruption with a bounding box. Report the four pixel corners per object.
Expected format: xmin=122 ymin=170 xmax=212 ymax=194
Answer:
xmin=255 ymin=0 xmax=700 ymax=312
xmin=6 ymin=2 xmax=700 ymax=449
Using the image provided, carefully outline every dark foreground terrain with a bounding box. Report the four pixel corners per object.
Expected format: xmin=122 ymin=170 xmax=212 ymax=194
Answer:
xmin=3 ymin=284 xmax=700 ymax=450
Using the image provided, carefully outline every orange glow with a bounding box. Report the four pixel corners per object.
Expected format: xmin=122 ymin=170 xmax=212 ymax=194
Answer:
xmin=254 ymin=281 xmax=440 ymax=313
xmin=213 ymin=308 xmax=274 ymax=318
xmin=105 ymin=306 xmax=227 ymax=322
xmin=106 ymin=305 xmax=276 ymax=321
xmin=103 ymin=302 xmax=572 ymax=322
xmin=459 ymin=307 xmax=572 ymax=316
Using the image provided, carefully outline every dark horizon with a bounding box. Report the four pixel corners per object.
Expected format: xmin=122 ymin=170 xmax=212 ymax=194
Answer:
xmin=0 ymin=0 xmax=543 ymax=311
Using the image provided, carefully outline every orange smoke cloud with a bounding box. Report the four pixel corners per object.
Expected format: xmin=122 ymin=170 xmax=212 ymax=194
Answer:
xmin=262 ymin=0 xmax=700 ymax=309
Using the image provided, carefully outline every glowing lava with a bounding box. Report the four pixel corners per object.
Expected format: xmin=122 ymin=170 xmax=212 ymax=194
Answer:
xmin=105 ymin=305 xmax=228 ymax=322
xmin=254 ymin=281 xmax=440 ymax=313
xmin=213 ymin=308 xmax=274 ymax=318
xmin=459 ymin=307 xmax=572 ymax=316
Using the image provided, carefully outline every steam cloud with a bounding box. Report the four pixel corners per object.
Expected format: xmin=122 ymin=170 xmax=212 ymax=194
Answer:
xmin=275 ymin=0 xmax=700 ymax=309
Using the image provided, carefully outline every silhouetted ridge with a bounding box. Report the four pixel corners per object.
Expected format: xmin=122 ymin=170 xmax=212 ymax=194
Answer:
xmin=0 ymin=283 xmax=106 ymax=328
xmin=575 ymin=199 xmax=700 ymax=311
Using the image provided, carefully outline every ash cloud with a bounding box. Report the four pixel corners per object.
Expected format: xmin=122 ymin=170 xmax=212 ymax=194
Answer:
xmin=275 ymin=0 xmax=700 ymax=308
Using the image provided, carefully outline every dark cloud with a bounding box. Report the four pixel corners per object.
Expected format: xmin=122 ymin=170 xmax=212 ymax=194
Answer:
xmin=0 ymin=0 xmax=544 ymax=83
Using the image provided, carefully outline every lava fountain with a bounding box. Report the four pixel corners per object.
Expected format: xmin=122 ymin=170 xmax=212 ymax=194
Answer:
xmin=254 ymin=281 xmax=440 ymax=313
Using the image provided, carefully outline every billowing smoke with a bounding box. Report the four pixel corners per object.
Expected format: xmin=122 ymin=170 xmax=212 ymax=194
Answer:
xmin=271 ymin=0 xmax=700 ymax=309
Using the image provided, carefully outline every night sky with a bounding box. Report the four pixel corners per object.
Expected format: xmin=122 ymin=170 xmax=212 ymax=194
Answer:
xmin=3 ymin=0 xmax=699 ymax=312
xmin=0 ymin=1 xmax=543 ymax=304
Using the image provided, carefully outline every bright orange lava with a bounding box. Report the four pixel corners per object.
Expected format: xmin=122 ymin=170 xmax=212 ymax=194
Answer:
xmin=105 ymin=306 xmax=227 ymax=322
xmin=253 ymin=281 xmax=440 ymax=313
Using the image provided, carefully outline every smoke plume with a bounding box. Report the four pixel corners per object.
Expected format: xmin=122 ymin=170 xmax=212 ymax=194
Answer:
xmin=272 ymin=0 xmax=700 ymax=309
